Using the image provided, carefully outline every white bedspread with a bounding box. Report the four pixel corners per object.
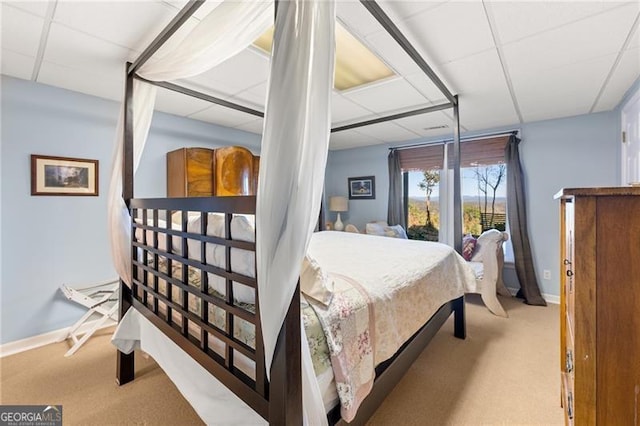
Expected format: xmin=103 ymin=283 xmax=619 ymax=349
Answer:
xmin=309 ymin=231 xmax=477 ymax=365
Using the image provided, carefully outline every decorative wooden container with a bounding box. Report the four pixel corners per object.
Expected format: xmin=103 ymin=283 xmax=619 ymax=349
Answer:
xmin=167 ymin=146 xmax=259 ymax=197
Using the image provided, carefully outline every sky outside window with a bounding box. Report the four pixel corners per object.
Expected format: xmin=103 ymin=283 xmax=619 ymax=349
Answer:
xmin=407 ymin=168 xmax=507 ymax=198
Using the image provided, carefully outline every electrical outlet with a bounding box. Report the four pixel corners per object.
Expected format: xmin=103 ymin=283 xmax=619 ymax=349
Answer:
xmin=543 ymin=269 xmax=551 ymax=280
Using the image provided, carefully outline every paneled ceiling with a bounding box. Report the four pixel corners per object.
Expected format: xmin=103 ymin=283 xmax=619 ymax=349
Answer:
xmin=2 ymin=1 xmax=639 ymax=150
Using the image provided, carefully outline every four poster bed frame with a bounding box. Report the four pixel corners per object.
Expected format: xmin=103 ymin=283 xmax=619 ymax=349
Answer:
xmin=116 ymin=1 xmax=466 ymax=424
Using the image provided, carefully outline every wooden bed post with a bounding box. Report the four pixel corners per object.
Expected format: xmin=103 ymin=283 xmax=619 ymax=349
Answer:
xmin=453 ymin=295 xmax=466 ymax=339
xmin=116 ymin=62 xmax=135 ymax=387
xmin=268 ymin=283 xmax=302 ymax=425
xmin=116 ymin=280 xmax=135 ymax=385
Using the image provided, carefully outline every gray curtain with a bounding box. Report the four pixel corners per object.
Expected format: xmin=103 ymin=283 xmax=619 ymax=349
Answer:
xmin=387 ymin=150 xmax=406 ymax=228
xmin=505 ymin=134 xmax=546 ymax=306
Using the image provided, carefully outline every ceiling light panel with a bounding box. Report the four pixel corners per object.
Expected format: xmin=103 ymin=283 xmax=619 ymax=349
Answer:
xmin=254 ymin=23 xmax=395 ymax=91
xmin=1 ymin=5 xmax=44 ymax=57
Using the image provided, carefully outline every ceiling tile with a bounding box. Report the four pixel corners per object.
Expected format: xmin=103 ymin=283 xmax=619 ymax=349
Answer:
xmin=457 ymin=93 xmax=519 ymax=132
xmin=488 ymin=1 xmax=633 ymax=45
xmin=379 ymin=0 xmax=450 ymax=21
xmin=43 ymin=23 xmax=135 ymax=79
xmin=2 ymin=1 xmax=50 ymax=18
xmin=512 ymin=54 xmax=616 ymax=123
xmin=1 ymin=49 xmax=35 ymax=80
xmin=234 ymin=118 xmax=264 ymax=135
xmin=344 ymin=77 xmax=430 ymax=114
xmin=231 ymin=83 xmax=267 ymax=107
xmin=188 ymin=103 xmax=259 ymax=128
xmin=331 ymin=93 xmax=374 ymax=123
xmin=404 ymin=72 xmax=452 ymax=103
xmin=593 ymin=47 xmax=640 ymax=111
xmin=393 ymin=110 xmax=455 ymax=137
xmin=53 ymin=1 xmax=178 ymax=51
xmin=336 ymin=2 xmax=384 ymax=39
xmin=362 ymin=29 xmax=423 ymax=76
xmin=1 ymin=4 xmax=44 ymax=57
xmin=38 ymin=60 xmax=124 ymax=102
xmin=503 ymin=3 xmax=639 ymax=78
xmin=627 ymin=20 xmax=640 ymax=50
xmin=329 ymin=129 xmax=384 ymax=151
xmin=353 ymin=121 xmax=420 ymax=143
xmin=183 ymin=48 xmax=268 ymax=97
xmin=392 ymin=1 xmax=495 ymax=65
xmin=154 ymin=88 xmax=212 ymax=117
xmin=439 ymin=49 xmax=507 ymax=97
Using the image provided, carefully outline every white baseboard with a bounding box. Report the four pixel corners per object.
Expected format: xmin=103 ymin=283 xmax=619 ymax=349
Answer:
xmin=0 ymin=319 xmax=116 ymax=358
xmin=505 ymin=287 xmax=560 ymax=305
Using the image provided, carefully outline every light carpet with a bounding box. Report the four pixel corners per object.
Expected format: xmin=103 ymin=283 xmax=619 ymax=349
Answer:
xmin=0 ymin=294 xmax=563 ymax=425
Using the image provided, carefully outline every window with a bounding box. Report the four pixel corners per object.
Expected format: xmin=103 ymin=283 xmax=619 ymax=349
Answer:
xmin=399 ymin=136 xmax=509 ymax=242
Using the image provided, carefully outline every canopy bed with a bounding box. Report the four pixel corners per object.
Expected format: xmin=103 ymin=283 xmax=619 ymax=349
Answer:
xmin=108 ymin=0 xmax=471 ymax=424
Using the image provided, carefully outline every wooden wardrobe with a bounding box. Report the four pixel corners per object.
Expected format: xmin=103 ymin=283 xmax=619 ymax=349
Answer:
xmin=166 ymin=146 xmax=259 ymax=197
xmin=556 ymin=187 xmax=640 ymax=425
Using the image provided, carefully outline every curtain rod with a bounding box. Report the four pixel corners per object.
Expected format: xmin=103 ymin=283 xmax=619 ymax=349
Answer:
xmin=388 ymin=129 xmax=519 ymax=151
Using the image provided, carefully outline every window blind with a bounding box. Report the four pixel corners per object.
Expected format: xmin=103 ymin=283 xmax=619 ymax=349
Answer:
xmin=396 ymin=135 xmax=509 ymax=171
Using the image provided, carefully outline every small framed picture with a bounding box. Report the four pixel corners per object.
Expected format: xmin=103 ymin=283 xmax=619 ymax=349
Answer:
xmin=348 ymin=176 xmax=375 ymax=200
xmin=31 ymin=155 xmax=99 ymax=196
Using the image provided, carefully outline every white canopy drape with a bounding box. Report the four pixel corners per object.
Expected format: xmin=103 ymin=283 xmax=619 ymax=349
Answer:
xmin=108 ymin=1 xmax=335 ymax=424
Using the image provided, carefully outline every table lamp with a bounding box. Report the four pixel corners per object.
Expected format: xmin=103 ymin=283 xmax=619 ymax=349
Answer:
xmin=329 ymin=196 xmax=348 ymax=231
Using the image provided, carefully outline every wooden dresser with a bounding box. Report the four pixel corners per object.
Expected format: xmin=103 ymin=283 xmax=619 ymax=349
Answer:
xmin=556 ymin=187 xmax=640 ymax=425
xmin=166 ymin=146 xmax=259 ymax=197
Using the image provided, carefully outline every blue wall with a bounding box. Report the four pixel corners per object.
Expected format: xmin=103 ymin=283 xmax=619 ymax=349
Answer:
xmin=0 ymin=76 xmax=260 ymax=344
xmin=325 ymin=111 xmax=619 ymax=298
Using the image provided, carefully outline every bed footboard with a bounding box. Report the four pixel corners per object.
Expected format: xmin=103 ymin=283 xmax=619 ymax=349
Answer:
xmin=115 ymin=196 xmax=303 ymax=423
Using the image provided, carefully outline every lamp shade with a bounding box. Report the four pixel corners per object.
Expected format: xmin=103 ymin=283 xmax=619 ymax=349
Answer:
xmin=329 ymin=196 xmax=348 ymax=212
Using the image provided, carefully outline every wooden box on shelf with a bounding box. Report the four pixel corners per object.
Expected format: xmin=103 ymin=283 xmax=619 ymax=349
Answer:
xmin=556 ymin=187 xmax=640 ymax=425
xmin=166 ymin=147 xmax=259 ymax=197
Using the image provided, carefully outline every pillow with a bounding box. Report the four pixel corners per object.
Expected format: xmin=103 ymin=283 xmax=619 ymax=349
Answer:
xmin=365 ymin=222 xmax=386 ymax=236
xmin=300 ymin=254 xmax=334 ymax=306
xmin=134 ymin=218 xmax=183 ymax=255
xmin=384 ymin=225 xmax=408 ymax=239
xmin=462 ymin=235 xmax=477 ymax=261
xmin=231 ymin=215 xmax=255 ymax=242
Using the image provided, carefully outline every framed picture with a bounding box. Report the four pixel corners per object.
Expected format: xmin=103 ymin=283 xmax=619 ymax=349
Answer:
xmin=31 ymin=155 xmax=99 ymax=196
xmin=348 ymin=175 xmax=375 ymax=200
